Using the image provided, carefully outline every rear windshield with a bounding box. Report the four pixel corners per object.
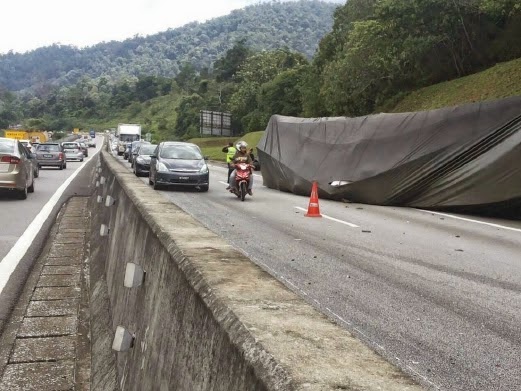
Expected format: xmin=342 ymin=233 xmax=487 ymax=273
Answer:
xmin=37 ymin=144 xmax=61 ymax=152
xmin=160 ymin=144 xmax=202 ymax=160
xmin=120 ymin=135 xmax=140 ymax=142
xmin=62 ymin=143 xmax=78 ymax=149
xmin=139 ymin=145 xmax=157 ymax=155
xmin=0 ymin=139 xmax=15 ymax=153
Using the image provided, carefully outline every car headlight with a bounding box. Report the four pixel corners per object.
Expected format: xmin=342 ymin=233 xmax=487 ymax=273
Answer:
xmin=136 ymin=157 xmax=145 ymax=164
xmin=156 ymin=162 xmax=169 ymax=172
xmin=199 ymin=164 xmax=209 ymax=174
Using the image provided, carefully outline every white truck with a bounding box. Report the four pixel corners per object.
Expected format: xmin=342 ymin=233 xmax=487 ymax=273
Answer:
xmin=116 ymin=124 xmax=141 ymax=156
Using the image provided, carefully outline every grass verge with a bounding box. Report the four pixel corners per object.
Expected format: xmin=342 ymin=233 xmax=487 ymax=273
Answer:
xmin=389 ymin=58 xmax=521 ymax=113
xmin=189 ymin=131 xmax=265 ymax=162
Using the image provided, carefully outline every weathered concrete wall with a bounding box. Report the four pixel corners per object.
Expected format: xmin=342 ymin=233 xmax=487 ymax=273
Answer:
xmin=89 ymin=148 xmax=424 ymax=391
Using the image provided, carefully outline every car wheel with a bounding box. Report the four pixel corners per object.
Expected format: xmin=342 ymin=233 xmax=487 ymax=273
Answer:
xmin=59 ymin=164 xmax=63 ymax=170
xmin=80 ymin=158 xmax=84 ymax=162
xmin=28 ymin=178 xmax=35 ymax=193
xmin=199 ymin=185 xmax=209 ymax=192
xmin=63 ymin=163 xmax=67 ymax=169
xmin=17 ymin=184 xmax=28 ymax=200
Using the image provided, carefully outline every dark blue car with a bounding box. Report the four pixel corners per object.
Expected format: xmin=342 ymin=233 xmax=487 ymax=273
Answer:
xmin=149 ymin=142 xmax=209 ymax=192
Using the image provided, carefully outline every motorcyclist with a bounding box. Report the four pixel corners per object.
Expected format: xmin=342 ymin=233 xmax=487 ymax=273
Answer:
xmin=222 ymin=142 xmax=236 ymax=189
xmin=229 ymin=141 xmax=254 ymax=195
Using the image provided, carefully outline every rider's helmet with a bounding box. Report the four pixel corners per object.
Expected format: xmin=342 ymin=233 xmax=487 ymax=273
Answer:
xmin=237 ymin=141 xmax=248 ymax=151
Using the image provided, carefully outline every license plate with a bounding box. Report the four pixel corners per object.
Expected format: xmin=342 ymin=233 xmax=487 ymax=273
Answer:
xmin=179 ymin=176 xmax=189 ymax=180
xmin=65 ymin=150 xmax=74 ymax=153
xmin=44 ymin=154 xmax=53 ymax=158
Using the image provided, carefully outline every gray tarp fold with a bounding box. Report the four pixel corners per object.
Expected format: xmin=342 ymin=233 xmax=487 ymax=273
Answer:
xmin=257 ymin=96 xmax=521 ymax=218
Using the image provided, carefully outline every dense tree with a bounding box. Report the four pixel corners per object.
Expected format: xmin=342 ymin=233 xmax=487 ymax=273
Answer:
xmin=229 ymin=49 xmax=308 ymax=131
xmin=311 ymin=0 xmax=521 ymax=116
xmin=0 ymin=91 xmax=20 ymax=128
xmin=258 ymin=67 xmax=306 ymax=118
xmin=110 ymin=82 xmax=134 ymax=109
xmin=174 ymin=94 xmax=205 ymax=139
xmin=213 ymin=39 xmax=251 ymax=82
xmin=175 ymin=63 xmax=199 ymax=93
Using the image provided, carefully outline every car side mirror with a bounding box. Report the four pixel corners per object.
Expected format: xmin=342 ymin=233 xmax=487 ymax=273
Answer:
xmin=204 ymin=156 xmax=209 ymax=161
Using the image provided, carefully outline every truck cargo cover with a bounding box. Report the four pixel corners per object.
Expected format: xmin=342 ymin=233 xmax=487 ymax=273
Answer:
xmin=257 ymin=96 xmax=521 ymax=217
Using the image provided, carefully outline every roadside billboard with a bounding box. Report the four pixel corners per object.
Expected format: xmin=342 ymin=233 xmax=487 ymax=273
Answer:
xmin=200 ymin=110 xmax=233 ymax=136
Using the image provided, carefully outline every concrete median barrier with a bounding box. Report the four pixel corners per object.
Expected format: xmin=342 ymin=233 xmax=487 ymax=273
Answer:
xmin=89 ymin=148 xmax=424 ymax=390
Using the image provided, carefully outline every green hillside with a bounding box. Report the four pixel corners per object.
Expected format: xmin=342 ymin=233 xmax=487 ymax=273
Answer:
xmin=0 ymin=0 xmax=338 ymax=92
xmin=389 ymin=58 xmax=521 ymax=113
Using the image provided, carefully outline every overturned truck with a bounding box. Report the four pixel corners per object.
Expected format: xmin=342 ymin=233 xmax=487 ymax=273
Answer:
xmin=257 ymin=96 xmax=521 ymax=218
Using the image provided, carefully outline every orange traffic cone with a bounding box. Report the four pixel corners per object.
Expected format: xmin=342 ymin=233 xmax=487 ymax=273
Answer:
xmin=305 ymin=181 xmax=322 ymax=217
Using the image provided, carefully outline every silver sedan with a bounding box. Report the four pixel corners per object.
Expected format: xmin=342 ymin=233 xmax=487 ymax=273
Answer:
xmin=62 ymin=142 xmax=84 ymax=162
xmin=0 ymin=137 xmax=35 ymax=199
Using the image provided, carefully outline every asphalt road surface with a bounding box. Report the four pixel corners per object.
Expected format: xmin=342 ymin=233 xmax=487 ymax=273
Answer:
xmin=0 ymin=136 xmax=102 ymax=332
xmin=114 ymin=153 xmax=521 ymax=391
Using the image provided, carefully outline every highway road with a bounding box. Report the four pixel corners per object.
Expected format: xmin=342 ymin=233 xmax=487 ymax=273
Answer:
xmin=114 ymin=152 xmax=521 ymax=391
xmin=0 ymin=136 xmax=102 ymax=332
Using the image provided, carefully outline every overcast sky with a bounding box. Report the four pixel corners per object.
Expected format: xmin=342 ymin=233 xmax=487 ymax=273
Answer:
xmin=0 ymin=0 xmax=343 ymax=55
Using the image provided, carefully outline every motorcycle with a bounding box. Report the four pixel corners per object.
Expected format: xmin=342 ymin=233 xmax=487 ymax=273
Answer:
xmin=230 ymin=162 xmax=253 ymax=201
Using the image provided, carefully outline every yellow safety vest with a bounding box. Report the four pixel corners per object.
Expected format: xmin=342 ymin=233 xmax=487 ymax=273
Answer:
xmin=226 ymin=147 xmax=236 ymax=163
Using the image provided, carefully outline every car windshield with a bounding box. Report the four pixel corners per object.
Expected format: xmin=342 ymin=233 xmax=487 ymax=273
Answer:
xmin=139 ymin=145 xmax=157 ymax=155
xmin=120 ymin=135 xmax=140 ymax=142
xmin=62 ymin=143 xmax=78 ymax=149
xmin=0 ymin=139 xmax=15 ymax=153
xmin=38 ymin=144 xmax=61 ymax=152
xmin=160 ymin=144 xmax=202 ymax=160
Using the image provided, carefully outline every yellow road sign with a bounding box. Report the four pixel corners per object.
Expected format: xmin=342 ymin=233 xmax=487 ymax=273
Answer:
xmin=4 ymin=130 xmax=28 ymax=140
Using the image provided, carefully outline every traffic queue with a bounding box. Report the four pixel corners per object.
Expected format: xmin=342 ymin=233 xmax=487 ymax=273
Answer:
xmin=0 ymin=133 xmax=96 ymax=200
xmin=110 ymin=133 xmax=260 ymax=201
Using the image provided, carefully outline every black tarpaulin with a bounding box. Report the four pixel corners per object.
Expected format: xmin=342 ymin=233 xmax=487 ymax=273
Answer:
xmin=257 ymin=96 xmax=521 ymax=217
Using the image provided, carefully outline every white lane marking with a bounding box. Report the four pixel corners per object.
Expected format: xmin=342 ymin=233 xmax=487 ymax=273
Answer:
xmin=0 ymin=147 xmax=101 ymax=296
xmin=419 ymin=209 xmax=521 ymax=233
xmin=294 ymin=207 xmax=359 ymax=228
xmin=218 ymin=181 xmax=228 ymax=186
xmin=326 ymin=307 xmax=352 ymax=326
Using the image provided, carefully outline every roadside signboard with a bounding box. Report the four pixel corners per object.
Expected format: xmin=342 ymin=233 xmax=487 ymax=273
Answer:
xmin=4 ymin=130 xmax=27 ymax=140
xmin=200 ymin=110 xmax=233 ymax=136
